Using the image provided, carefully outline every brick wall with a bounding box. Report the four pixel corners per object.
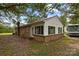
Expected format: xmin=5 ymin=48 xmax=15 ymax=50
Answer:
xmin=15 ymin=26 xmax=31 ymax=38
xmin=33 ymin=35 xmax=45 ymax=42
xmin=15 ymin=26 xmax=63 ymax=42
xmin=20 ymin=26 xmax=31 ymax=38
xmin=44 ymin=34 xmax=63 ymax=42
xmin=33 ymin=34 xmax=63 ymax=42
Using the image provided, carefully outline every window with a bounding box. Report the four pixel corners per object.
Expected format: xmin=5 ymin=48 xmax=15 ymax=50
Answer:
xmin=58 ymin=27 xmax=62 ymax=34
xmin=35 ymin=26 xmax=43 ymax=35
xmin=67 ymin=26 xmax=79 ymax=32
xmin=48 ymin=26 xmax=55 ymax=34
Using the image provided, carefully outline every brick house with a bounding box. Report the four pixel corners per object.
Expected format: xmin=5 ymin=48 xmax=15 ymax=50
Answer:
xmin=15 ymin=16 xmax=63 ymax=42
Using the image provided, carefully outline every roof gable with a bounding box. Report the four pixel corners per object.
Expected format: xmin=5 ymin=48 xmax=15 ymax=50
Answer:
xmin=44 ymin=16 xmax=63 ymax=27
xmin=44 ymin=16 xmax=63 ymax=26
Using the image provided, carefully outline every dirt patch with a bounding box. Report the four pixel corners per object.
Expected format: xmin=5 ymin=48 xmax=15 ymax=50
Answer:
xmin=69 ymin=44 xmax=79 ymax=49
xmin=0 ymin=35 xmax=79 ymax=55
xmin=68 ymin=37 xmax=79 ymax=50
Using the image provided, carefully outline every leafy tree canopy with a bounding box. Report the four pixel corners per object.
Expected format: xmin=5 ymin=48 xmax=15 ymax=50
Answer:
xmin=0 ymin=3 xmax=79 ymax=26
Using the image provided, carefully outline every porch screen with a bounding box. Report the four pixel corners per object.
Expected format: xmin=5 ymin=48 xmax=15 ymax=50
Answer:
xmin=48 ymin=26 xmax=55 ymax=34
xmin=35 ymin=26 xmax=43 ymax=35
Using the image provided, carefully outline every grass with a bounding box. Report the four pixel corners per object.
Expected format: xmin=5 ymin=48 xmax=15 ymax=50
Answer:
xmin=0 ymin=33 xmax=12 ymax=35
xmin=0 ymin=35 xmax=78 ymax=56
xmin=26 ymin=36 xmax=77 ymax=56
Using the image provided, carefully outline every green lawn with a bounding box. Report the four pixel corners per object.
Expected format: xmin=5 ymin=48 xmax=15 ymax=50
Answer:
xmin=0 ymin=33 xmax=12 ymax=35
xmin=0 ymin=35 xmax=78 ymax=56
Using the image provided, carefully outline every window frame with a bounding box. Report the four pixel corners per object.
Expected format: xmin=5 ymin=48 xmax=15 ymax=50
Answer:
xmin=48 ymin=26 xmax=55 ymax=35
xmin=58 ymin=27 xmax=62 ymax=34
xmin=34 ymin=25 xmax=44 ymax=35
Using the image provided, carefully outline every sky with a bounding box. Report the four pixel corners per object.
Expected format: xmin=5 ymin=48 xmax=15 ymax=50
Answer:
xmin=47 ymin=9 xmax=61 ymax=17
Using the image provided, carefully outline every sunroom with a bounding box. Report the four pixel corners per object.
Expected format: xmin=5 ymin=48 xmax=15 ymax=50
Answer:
xmin=16 ymin=16 xmax=63 ymax=42
xmin=31 ymin=24 xmax=63 ymax=37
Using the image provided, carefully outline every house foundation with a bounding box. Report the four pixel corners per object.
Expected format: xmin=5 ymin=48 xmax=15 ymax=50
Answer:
xmin=33 ymin=34 xmax=63 ymax=42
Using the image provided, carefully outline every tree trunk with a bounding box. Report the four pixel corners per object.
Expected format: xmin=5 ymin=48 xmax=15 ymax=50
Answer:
xmin=63 ymin=26 xmax=65 ymax=34
xmin=17 ymin=21 xmax=20 ymax=36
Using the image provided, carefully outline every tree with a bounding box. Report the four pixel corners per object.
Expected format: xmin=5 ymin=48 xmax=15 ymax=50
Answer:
xmin=0 ymin=3 xmax=69 ymax=35
xmin=68 ymin=4 xmax=79 ymax=24
xmin=0 ymin=4 xmax=28 ymax=36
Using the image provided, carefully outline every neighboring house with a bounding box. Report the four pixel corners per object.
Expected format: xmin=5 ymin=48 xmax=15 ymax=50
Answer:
xmin=66 ymin=24 xmax=79 ymax=36
xmin=15 ymin=16 xmax=63 ymax=42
